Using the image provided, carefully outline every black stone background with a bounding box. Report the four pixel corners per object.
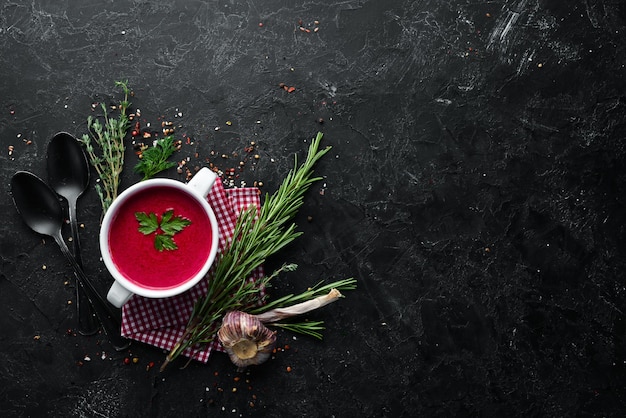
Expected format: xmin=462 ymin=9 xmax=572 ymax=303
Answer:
xmin=1 ymin=0 xmax=626 ymax=416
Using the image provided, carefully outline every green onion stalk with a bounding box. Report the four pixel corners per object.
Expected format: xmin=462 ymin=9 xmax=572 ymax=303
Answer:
xmin=161 ymin=132 xmax=356 ymax=370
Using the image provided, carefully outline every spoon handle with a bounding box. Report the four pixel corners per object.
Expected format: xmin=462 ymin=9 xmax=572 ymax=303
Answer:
xmin=67 ymin=199 xmax=100 ymax=336
xmin=54 ymin=233 xmax=131 ymax=351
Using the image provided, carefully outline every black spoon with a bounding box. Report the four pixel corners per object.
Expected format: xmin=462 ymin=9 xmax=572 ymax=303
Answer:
xmin=10 ymin=171 xmax=130 ymax=351
xmin=47 ymin=132 xmax=99 ymax=336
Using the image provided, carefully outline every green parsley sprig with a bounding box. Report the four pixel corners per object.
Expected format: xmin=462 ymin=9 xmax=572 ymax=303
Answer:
xmin=134 ymin=136 xmax=178 ymax=180
xmin=135 ymin=209 xmax=191 ymax=251
xmin=162 ymin=132 xmax=355 ymax=370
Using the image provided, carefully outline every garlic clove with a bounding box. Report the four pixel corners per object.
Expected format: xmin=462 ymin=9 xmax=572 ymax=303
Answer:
xmin=217 ymin=311 xmax=277 ymax=368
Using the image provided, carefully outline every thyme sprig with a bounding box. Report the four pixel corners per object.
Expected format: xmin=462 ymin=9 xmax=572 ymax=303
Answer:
xmin=162 ymin=132 xmax=353 ymax=370
xmin=80 ymin=80 xmax=131 ymax=214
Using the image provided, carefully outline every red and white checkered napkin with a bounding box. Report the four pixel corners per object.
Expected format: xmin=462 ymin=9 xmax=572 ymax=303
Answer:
xmin=120 ymin=177 xmax=263 ymax=363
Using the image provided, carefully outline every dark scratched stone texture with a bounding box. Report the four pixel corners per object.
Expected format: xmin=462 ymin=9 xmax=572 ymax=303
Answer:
xmin=1 ymin=0 xmax=626 ymax=416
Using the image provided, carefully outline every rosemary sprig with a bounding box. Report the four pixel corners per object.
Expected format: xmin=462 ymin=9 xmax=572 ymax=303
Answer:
xmin=255 ymin=277 xmax=357 ymax=339
xmin=250 ymin=278 xmax=358 ymax=315
xmin=134 ymin=135 xmax=178 ymax=180
xmin=271 ymin=321 xmax=326 ymax=339
xmin=162 ymin=132 xmax=334 ymax=369
xmin=80 ymin=80 xmax=131 ymax=214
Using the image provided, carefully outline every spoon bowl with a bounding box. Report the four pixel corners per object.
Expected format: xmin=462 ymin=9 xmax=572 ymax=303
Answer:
xmin=47 ymin=132 xmax=90 ymax=201
xmin=10 ymin=171 xmax=129 ymax=351
xmin=11 ymin=171 xmax=63 ymax=236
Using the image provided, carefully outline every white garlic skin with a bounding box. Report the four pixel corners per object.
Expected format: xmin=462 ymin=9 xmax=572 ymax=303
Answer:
xmin=217 ymin=311 xmax=277 ymax=368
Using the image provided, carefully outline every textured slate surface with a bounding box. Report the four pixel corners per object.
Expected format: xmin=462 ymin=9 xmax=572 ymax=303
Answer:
xmin=1 ymin=0 xmax=626 ymax=416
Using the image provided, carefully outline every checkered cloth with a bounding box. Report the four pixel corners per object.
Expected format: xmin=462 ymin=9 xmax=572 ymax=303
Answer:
xmin=120 ymin=177 xmax=263 ymax=362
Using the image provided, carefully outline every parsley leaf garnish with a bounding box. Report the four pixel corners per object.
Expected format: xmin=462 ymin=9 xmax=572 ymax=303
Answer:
xmin=135 ymin=209 xmax=191 ymax=251
xmin=159 ymin=209 xmax=192 ymax=235
xmin=135 ymin=211 xmax=159 ymax=235
xmin=154 ymin=233 xmax=179 ymax=251
xmin=134 ymin=136 xmax=178 ymax=181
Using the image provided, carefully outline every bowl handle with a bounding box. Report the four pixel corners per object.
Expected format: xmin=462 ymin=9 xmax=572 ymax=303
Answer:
xmin=107 ymin=280 xmax=133 ymax=308
xmin=187 ymin=167 xmax=217 ymax=198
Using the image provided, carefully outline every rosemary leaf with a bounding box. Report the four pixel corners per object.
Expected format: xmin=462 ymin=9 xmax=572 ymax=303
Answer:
xmin=270 ymin=321 xmax=326 ymax=340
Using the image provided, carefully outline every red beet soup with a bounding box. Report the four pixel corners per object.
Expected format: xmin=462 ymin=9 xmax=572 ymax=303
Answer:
xmin=107 ymin=185 xmax=213 ymax=290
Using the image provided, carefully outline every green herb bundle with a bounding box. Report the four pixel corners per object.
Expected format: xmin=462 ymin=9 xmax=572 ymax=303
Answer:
xmin=135 ymin=209 xmax=191 ymax=251
xmin=162 ymin=132 xmax=356 ymax=370
xmin=80 ymin=80 xmax=131 ymax=214
xmin=134 ymin=135 xmax=178 ymax=180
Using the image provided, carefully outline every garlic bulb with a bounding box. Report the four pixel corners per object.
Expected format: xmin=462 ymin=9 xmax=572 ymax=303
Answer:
xmin=217 ymin=289 xmax=344 ymax=368
xmin=217 ymin=311 xmax=277 ymax=368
